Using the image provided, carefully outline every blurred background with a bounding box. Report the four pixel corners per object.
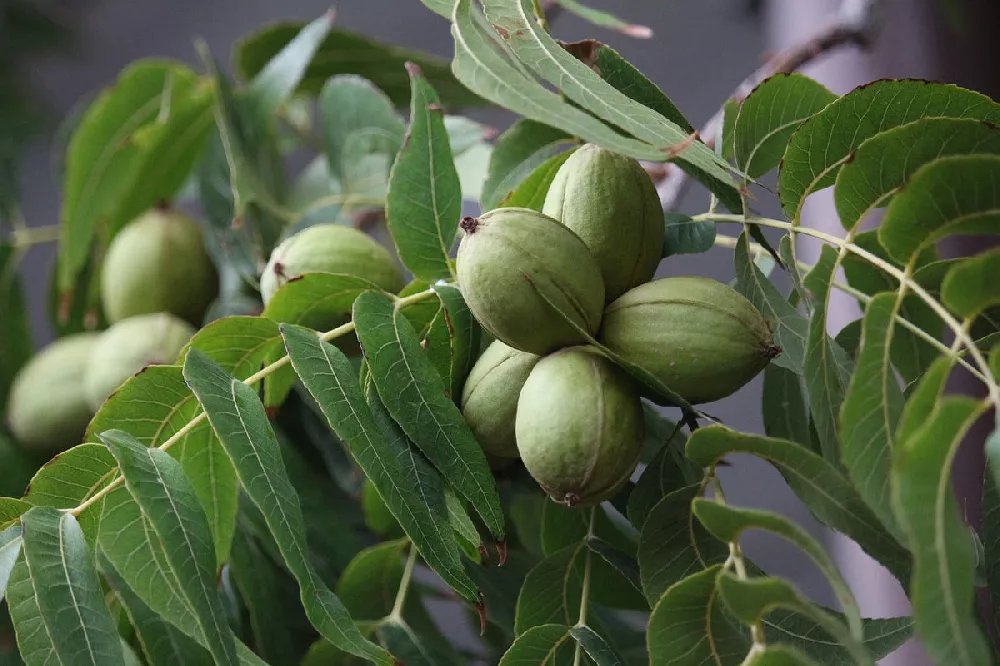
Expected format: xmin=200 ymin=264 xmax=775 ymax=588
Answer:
xmin=3 ymin=0 xmax=999 ymax=663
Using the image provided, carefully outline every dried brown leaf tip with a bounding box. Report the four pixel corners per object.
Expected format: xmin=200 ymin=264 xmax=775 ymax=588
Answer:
xmin=404 ymin=61 xmax=424 ymax=78
xmin=493 ymin=24 xmax=510 ymax=39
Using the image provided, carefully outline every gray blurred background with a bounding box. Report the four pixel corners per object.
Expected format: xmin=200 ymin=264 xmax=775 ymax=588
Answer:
xmin=6 ymin=0 xmax=1000 ymax=663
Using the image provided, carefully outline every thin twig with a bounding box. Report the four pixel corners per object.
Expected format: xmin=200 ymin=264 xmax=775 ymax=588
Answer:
xmin=657 ymin=0 xmax=881 ymax=209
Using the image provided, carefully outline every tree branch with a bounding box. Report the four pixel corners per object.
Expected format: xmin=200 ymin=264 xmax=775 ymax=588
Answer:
xmin=657 ymin=0 xmax=883 ymax=209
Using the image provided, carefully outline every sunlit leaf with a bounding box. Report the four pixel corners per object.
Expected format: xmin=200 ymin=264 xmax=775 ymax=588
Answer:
xmin=480 ymin=119 xmax=575 ymax=210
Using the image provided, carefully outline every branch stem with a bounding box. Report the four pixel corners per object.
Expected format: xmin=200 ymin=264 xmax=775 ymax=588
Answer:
xmin=389 ymin=544 xmax=419 ymax=623
xmin=9 ymin=225 xmax=62 ymax=248
xmin=572 ymin=508 xmax=597 ymax=666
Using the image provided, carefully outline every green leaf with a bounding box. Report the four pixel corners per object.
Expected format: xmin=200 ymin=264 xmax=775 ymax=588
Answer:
xmin=352 ymin=291 xmax=504 ymax=539
xmin=834 ymin=117 xmax=1000 ymax=232
xmin=802 ymin=245 xmax=853 ymax=462
xmin=98 ymin=429 xmax=239 ymax=664
xmin=941 ymin=247 xmax=1000 ymax=319
xmin=575 ymin=44 xmax=693 ymax=134
xmin=86 ymin=365 xmax=238 ymax=566
xmin=182 ymin=348 xmax=393 ymax=665
xmin=263 ymin=272 xmax=378 ymax=332
xmin=103 ymin=87 xmax=215 ymax=243
xmin=663 ymin=213 xmax=716 ymax=257
xmin=480 ymin=119 xmax=575 ymax=210
xmin=480 ymin=0 xmax=739 ymax=210
xmin=840 ymin=293 xmax=906 ymax=538
xmin=229 ymin=527 xmax=306 ymax=666
xmin=386 ymin=65 xmax=461 ymax=282
xmin=281 ymin=324 xmax=478 ymax=602
xmin=7 ymin=507 xmax=125 ymax=666
xmin=762 ymin=364 xmax=812 ymax=451
xmin=0 ymin=498 xmax=30 ymax=530
xmin=319 ymin=75 xmax=404 ymax=190
xmin=734 ymin=73 xmax=836 ymax=178
xmin=182 ymin=316 xmax=295 ymax=409
xmin=685 ymin=426 xmax=911 ymax=582
xmin=638 ymin=484 xmax=727 ymax=604
xmin=243 ymin=14 xmax=334 ymax=125
xmin=59 ymin=60 xmax=201 ymax=290
xmin=734 ymin=232 xmax=808 ymax=374
xmin=514 ymin=544 xmax=584 ymax=635
xmin=692 ymin=500 xmax=862 ymax=641
xmin=778 ymin=79 xmax=1000 ymax=220
xmin=375 ymin=620 xmax=454 ymax=666
xmin=983 ymin=440 xmax=1000 ymax=627
xmin=879 ymin=154 xmax=1000 ymax=263
xmin=569 ymin=625 xmax=626 ymax=666
xmin=449 ymin=0 xmax=685 ymax=165
xmin=235 ymin=23 xmax=483 ymax=108
xmin=0 ymin=243 xmax=31 ymax=410
xmin=715 ymin=573 xmax=870 ymax=666
xmin=762 ymin=613 xmax=913 ymax=666
xmin=101 ymin=557 xmax=212 ymax=666
xmin=891 ymin=393 xmax=991 ymax=666
xmin=499 ymin=149 xmax=576 ymax=212
xmin=24 ymin=443 xmax=118 ymax=539
xmin=433 ymin=285 xmax=480 ymax=401
xmin=444 ymin=487 xmax=482 ymax=552
xmin=628 ymin=414 xmax=696 ymax=529
xmin=647 ymin=565 xmax=750 ymax=666
xmin=336 ymin=539 xmax=407 ymax=621
xmin=498 ymin=624 xmax=572 ymax=665
xmin=0 ymin=526 xmax=22 ymax=601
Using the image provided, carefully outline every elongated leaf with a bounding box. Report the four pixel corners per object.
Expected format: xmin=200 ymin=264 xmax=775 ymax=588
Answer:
xmin=386 ymin=64 xmax=461 ymax=281
xmin=352 ymin=291 xmax=504 ymax=539
xmin=983 ymin=444 xmax=1000 ymax=628
xmin=499 ymin=624 xmax=572 ymax=665
xmin=450 ymin=0 xmax=678 ymax=165
xmin=840 ymin=293 xmax=906 ymax=538
xmin=834 ymin=117 xmax=1000 ymax=231
xmin=762 ymin=364 xmax=812 ymax=451
xmin=244 ymin=14 xmax=334 ymax=124
xmin=692 ymin=500 xmax=861 ymax=640
xmin=647 ymin=565 xmax=749 ymax=666
xmin=434 ymin=285 xmax=480 ymax=401
xmin=514 ymin=544 xmax=584 ymax=635
xmin=734 ymin=232 xmax=808 ymax=373
xmin=104 ymin=88 xmax=215 ymax=241
xmin=0 ymin=526 xmax=21 ymax=602
xmin=569 ymin=625 xmax=626 ymax=666
xmin=264 ymin=272 xmax=377 ymax=332
xmin=0 ymin=243 xmax=31 ymax=409
xmin=480 ymin=0 xmax=739 ymax=211
xmin=581 ymin=43 xmax=692 ymax=133
xmin=802 ymin=246 xmax=853 ymax=462
xmin=480 ymin=119 xmax=575 ymax=210
xmin=764 ymin=612 xmax=912 ymax=666
xmin=663 ymin=214 xmax=716 ymax=257
xmin=87 ymin=365 xmax=237 ymax=566
xmin=500 ymin=149 xmax=576 ymax=211
xmin=778 ymin=79 xmax=1000 ymax=219
xmin=281 ymin=324 xmax=478 ymax=602
xmin=7 ymin=507 xmax=124 ymax=666
xmin=892 ymin=393 xmax=991 ymax=666
xmin=941 ymin=247 xmax=1000 ymax=319
xmin=181 ymin=315 xmax=294 ymax=409
xmin=182 ymin=349 xmax=392 ymax=665
xmin=24 ymin=443 xmax=117 ymax=538
xmin=101 ymin=553 xmax=212 ymax=666
xmin=685 ymin=426 xmax=911 ymax=582
xmin=638 ymin=485 xmax=726 ymax=604
xmin=879 ymin=154 xmax=1000 ymax=263
xmin=715 ymin=573 xmax=870 ymax=666
xmin=59 ymin=61 xmax=200 ymax=289
xmin=627 ymin=416 xmax=696 ymax=529
xmin=735 ymin=73 xmax=836 ymax=178
xmin=98 ymin=430 xmax=238 ymax=665
xmin=375 ymin=620 xmax=453 ymax=666
xmin=0 ymin=498 xmax=31 ymax=529
xmin=235 ymin=22 xmax=482 ymax=108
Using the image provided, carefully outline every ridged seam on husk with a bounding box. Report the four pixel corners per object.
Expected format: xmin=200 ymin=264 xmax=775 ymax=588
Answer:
xmin=606 ymin=296 xmax=772 ymax=348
